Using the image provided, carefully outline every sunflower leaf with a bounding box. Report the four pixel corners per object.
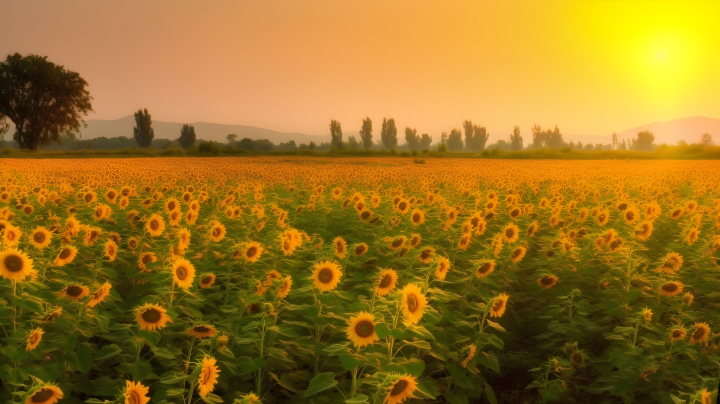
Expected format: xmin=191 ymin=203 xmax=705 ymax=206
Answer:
xmin=302 ymin=372 xmax=337 ymax=397
xmin=485 ymin=320 xmax=506 ymax=332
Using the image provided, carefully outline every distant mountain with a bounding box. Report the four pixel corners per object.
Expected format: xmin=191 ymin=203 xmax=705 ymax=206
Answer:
xmin=78 ymin=116 xmax=331 ymax=145
xmin=615 ymin=116 xmax=720 ymax=145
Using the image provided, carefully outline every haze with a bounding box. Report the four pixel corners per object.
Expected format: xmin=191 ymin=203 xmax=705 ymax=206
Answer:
xmin=2 ymin=0 xmax=718 ymax=137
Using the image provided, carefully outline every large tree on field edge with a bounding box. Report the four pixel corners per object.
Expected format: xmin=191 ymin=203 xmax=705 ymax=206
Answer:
xmin=0 ymin=53 xmax=93 ymax=150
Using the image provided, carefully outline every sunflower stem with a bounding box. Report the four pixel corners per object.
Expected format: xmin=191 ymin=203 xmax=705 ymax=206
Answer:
xmin=478 ymin=303 xmax=490 ymax=334
xmin=169 ymin=280 xmax=175 ymax=307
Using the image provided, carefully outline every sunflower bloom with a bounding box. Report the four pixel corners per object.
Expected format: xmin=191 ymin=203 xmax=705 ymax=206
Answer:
xmin=537 ymin=275 xmax=559 ymax=289
xmin=310 ymin=261 xmax=343 ymax=292
xmin=23 ymin=384 xmax=64 ymax=404
xmin=187 ymin=324 xmax=219 ymax=338
xmin=244 ymin=241 xmax=263 ymax=263
xmin=489 ymin=293 xmax=509 ymax=318
xmin=347 ymin=311 xmax=380 ymax=348
xmin=0 ymin=249 xmax=34 ymax=281
xmin=383 ymin=374 xmax=418 ymax=404
xmin=689 ymin=322 xmax=711 ymax=345
xmin=376 ymin=268 xmax=398 ymax=297
xmin=123 ymin=380 xmax=150 ymax=404
xmin=435 ymin=257 xmax=450 ymax=280
xmin=400 ymin=284 xmax=427 ymax=325
xmin=171 ymin=258 xmax=196 ymax=289
xmin=198 ymin=356 xmax=221 ymax=397
xmin=26 ymin=328 xmax=43 ymax=352
xmin=135 ymin=303 xmax=172 ymax=331
xmin=333 ymin=236 xmax=348 ymax=258
xmin=86 ymin=282 xmax=112 ymax=308
xmin=145 ymin=214 xmax=165 ymax=237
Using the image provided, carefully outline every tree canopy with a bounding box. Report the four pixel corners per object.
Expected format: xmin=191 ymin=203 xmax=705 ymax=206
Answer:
xmin=179 ymin=124 xmax=196 ymax=149
xmin=380 ymin=118 xmax=398 ymax=149
xmin=359 ymin=117 xmax=373 ymax=150
xmin=0 ymin=53 xmax=93 ymax=150
xmin=330 ymin=119 xmax=343 ymax=149
xmin=133 ymin=109 xmax=154 ymax=148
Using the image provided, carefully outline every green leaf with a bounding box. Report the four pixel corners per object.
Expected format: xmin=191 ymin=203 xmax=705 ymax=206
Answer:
xmin=413 ymin=378 xmax=438 ymax=399
xmin=94 ymin=344 xmax=122 ymax=361
xmin=345 ymin=394 xmax=369 ymax=403
xmin=402 ymin=340 xmax=432 ymax=350
xmin=137 ymin=330 xmax=161 ymax=346
xmin=5 ymin=344 xmax=27 ymax=361
xmin=386 ymin=358 xmax=426 ymax=377
xmin=237 ymin=356 xmax=266 ymax=374
xmin=339 ymin=352 xmax=364 ymax=371
xmin=60 ymin=334 xmax=78 ymax=352
xmin=70 ymin=344 xmax=93 ymax=373
xmin=117 ymin=360 xmax=153 ymax=381
xmin=485 ymin=320 xmax=506 ymax=332
xmin=477 ymin=351 xmax=499 ymax=373
xmin=323 ymin=343 xmax=351 ymax=355
xmin=302 ymin=372 xmax=338 ymax=397
xmin=484 ymin=381 xmax=498 ymax=404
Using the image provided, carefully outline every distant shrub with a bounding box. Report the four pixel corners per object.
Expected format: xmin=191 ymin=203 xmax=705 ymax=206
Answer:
xmin=437 ymin=144 xmax=447 ymax=153
xmin=198 ymin=141 xmax=220 ymax=155
xmin=413 ymin=158 xmax=426 ymax=164
xmin=560 ymin=146 xmax=572 ymax=153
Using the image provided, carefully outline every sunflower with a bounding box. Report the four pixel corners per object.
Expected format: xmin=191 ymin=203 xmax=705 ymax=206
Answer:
xmin=387 ymin=236 xmax=407 ymax=251
xmin=23 ymin=384 xmax=64 ymax=404
xmin=689 ymin=322 xmax=711 ymax=345
xmin=104 ymin=240 xmax=118 ymax=262
xmin=26 ymin=328 xmax=43 ymax=351
xmin=659 ymin=281 xmax=683 ymax=297
xmin=510 ymin=246 xmax=527 ymax=263
xmin=199 ymin=273 xmax=216 ymax=288
xmin=701 ymin=388 xmax=714 ymax=404
xmin=2 ymin=223 xmax=21 ymax=246
xmin=669 ymin=327 xmax=687 ymax=342
xmin=43 ymin=307 xmax=62 ymax=323
xmin=86 ymin=282 xmax=112 ymax=308
xmin=527 ymin=221 xmax=539 ymax=237
xmin=435 ymin=257 xmax=450 ymax=280
xmin=58 ymin=284 xmax=90 ymax=301
xmin=376 ymin=268 xmax=398 ymax=296
xmin=489 ymin=293 xmax=509 ymax=318
xmin=278 ymin=275 xmax=292 ymax=298
xmin=502 ymin=223 xmax=520 ymax=243
xmin=333 ymin=236 xmax=348 ymax=258
xmin=83 ymin=227 xmax=102 ymax=246
xmin=537 ymin=275 xmax=559 ymax=289
xmin=595 ymin=209 xmax=610 ymax=226
xmin=635 ymin=220 xmax=653 ymax=241
xmin=383 ymin=374 xmax=418 ymax=404
xmin=418 ymin=247 xmax=435 ymax=264
xmin=138 ymin=252 xmax=157 ymax=272
xmin=658 ymin=252 xmax=683 ymax=273
xmin=171 ymin=258 xmax=196 ymax=289
xmin=670 ymin=208 xmax=683 ymax=220
xmin=409 ymin=233 xmax=422 ymax=248
xmin=123 ymin=380 xmax=150 ymax=404
xmin=460 ymin=343 xmax=477 ymax=368
xmin=347 ymin=311 xmax=380 ymax=348
xmin=475 ymin=260 xmax=496 ymax=278
xmin=571 ymin=352 xmax=583 ymax=366
xmin=178 ymin=228 xmax=191 ymax=248
xmin=29 ymin=227 xmax=52 ymax=249
xmin=198 ymin=356 xmax=221 ymax=397
xmin=642 ymin=307 xmax=653 ymax=323
xmin=685 ymin=227 xmax=700 ymax=245
xmin=136 ymin=303 xmax=172 ymax=331
xmin=354 ymin=243 xmax=369 ymax=256
xmin=0 ymin=249 xmax=34 ymax=281
xmin=145 ymin=214 xmax=165 ymax=237
xmin=623 ymin=206 xmax=639 ymax=225
xmin=310 ymin=261 xmax=343 ymax=292
xmin=165 ymin=198 xmax=180 ymax=213
xmin=187 ymin=324 xmax=219 ymax=338
xmin=410 ymin=209 xmax=425 ymax=226
xmin=400 ymin=283 xmax=427 ymax=325
xmin=683 ymin=292 xmax=694 ymax=306
xmin=244 ymin=241 xmax=264 ymax=263
xmin=397 ymin=199 xmax=410 ymax=214
xmin=209 ymin=222 xmax=226 ymax=242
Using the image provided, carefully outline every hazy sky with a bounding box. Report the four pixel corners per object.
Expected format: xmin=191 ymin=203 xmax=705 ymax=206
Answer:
xmin=2 ymin=0 xmax=718 ymax=137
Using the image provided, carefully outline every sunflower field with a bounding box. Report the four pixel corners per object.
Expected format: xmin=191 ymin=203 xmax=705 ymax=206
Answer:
xmin=0 ymin=157 xmax=719 ymax=404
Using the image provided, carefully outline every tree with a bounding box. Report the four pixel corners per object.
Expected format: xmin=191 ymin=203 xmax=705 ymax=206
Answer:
xmin=510 ymin=126 xmax=523 ymax=151
xmin=620 ymin=139 xmax=627 ymax=150
xmin=380 ymin=118 xmax=398 ymax=149
xmin=700 ymin=133 xmax=713 ymax=145
xmin=531 ymin=124 xmax=545 ymax=148
xmin=0 ymin=53 xmax=93 ymax=150
xmin=359 ymin=117 xmax=373 ymax=150
xmin=347 ymin=135 xmax=360 ymax=150
xmin=576 ymin=141 xmax=583 ymax=150
xmin=463 ymin=120 xmax=474 ymax=151
xmin=330 ymin=119 xmax=343 ymax=149
xmin=227 ymin=133 xmax=238 ymax=145
xmin=632 ymin=130 xmax=655 ymax=151
xmin=0 ymin=115 xmax=8 ymax=141
xmin=237 ymin=138 xmax=255 ymax=150
xmin=419 ymin=134 xmax=432 ymax=150
xmin=133 ymin=109 xmax=154 ymax=148
xmin=405 ymin=127 xmax=420 ymax=150
xmin=178 ymin=124 xmax=196 ymax=149
xmin=440 ymin=132 xmax=448 ymax=146
xmin=611 ymin=132 xmax=618 ymax=150
xmin=471 ymin=125 xmax=489 ymax=151
xmin=446 ymin=128 xmax=464 ymax=151
xmin=309 ymin=141 xmax=316 ymax=150
xmin=546 ymin=125 xmax=564 ymax=148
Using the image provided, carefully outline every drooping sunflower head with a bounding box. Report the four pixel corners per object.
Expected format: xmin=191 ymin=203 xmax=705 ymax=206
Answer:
xmin=382 ymin=374 xmax=418 ymax=404
xmin=346 ymin=311 xmax=380 ymax=348
xmin=333 ymin=236 xmax=348 ymax=258
xmin=171 ymin=258 xmax=196 ymax=289
xmin=459 ymin=343 xmax=477 ymax=368
xmin=489 ymin=293 xmax=509 ymax=318
xmin=635 ymin=220 xmax=653 ymax=241
xmin=0 ymin=249 xmax=34 ymax=281
xmin=669 ymin=327 xmax=687 ymax=342
xmin=278 ymin=275 xmax=293 ymax=298
xmin=689 ymin=322 xmax=711 ymax=345
xmin=409 ymin=233 xmax=422 ymax=248
xmin=86 ymin=282 xmax=112 ymax=308
xmin=354 ymin=243 xmax=369 ymax=256
xmin=475 ymin=260 xmax=496 ymax=278
xmin=123 ymin=380 xmax=150 ymax=404
xmin=199 ymin=273 xmax=216 ymax=289
xmin=418 ymin=247 xmax=435 ymax=264
xmin=537 ymin=275 xmax=559 ymax=289
xmin=510 ymin=246 xmax=527 ymax=263
xmin=59 ymin=284 xmax=90 ymax=302
xmin=23 ymin=383 xmax=64 ymax=404
xmin=26 ymin=328 xmax=44 ymax=352
xmin=310 ymin=261 xmax=343 ymax=292
xmin=684 ymin=292 xmax=694 ymax=306
xmin=642 ymin=307 xmax=653 ymax=323
xmin=400 ymin=283 xmax=427 ymax=325
xmin=135 ymin=303 xmax=172 ymax=331
xmin=187 ymin=324 xmax=219 ymax=338
xmin=375 ymin=268 xmax=398 ymax=297
xmin=434 ymin=257 xmax=451 ymax=281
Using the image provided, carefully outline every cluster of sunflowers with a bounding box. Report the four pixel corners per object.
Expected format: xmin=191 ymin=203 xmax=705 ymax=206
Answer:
xmin=0 ymin=157 xmax=719 ymax=404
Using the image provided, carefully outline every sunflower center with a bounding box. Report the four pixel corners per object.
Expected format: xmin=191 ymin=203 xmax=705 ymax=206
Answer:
xmin=663 ymin=283 xmax=678 ymax=292
xmin=176 ymin=266 xmax=187 ymax=280
xmin=355 ymin=245 xmax=366 ymax=254
xmin=478 ymin=263 xmax=492 ymax=274
xmin=378 ymin=274 xmax=392 ymax=288
xmin=29 ymin=333 xmax=40 ymax=345
xmin=85 ymin=193 xmax=93 ymax=202
xmin=493 ymin=299 xmax=504 ymax=312
xmin=392 ymin=239 xmax=403 ymax=248
xmin=194 ymin=326 xmax=210 ymax=333
xmin=599 ymin=214 xmax=606 ymax=221
xmin=128 ymin=390 xmax=142 ymax=404
xmin=168 ymin=201 xmax=176 ymax=210
xmin=407 ymin=294 xmax=418 ymax=313
xmin=513 ymin=248 xmax=523 ymax=258
xmin=67 ymin=285 xmax=84 ymax=296
xmin=150 ymin=220 xmax=159 ymax=230
xmin=213 ymin=228 xmax=221 ymax=237
xmin=7 ymin=231 xmax=16 ymax=241
xmin=4 ymin=255 xmax=23 ymax=272
xmin=541 ymin=276 xmax=554 ymax=285
xmin=355 ymin=320 xmax=374 ymax=338
xmin=693 ymin=327 xmax=706 ymax=340
xmin=90 ymin=231 xmax=99 ymax=239
xmin=399 ymin=202 xmax=407 ymax=210
xmin=672 ymin=330 xmax=682 ymax=338
xmin=412 ymin=213 xmax=421 ymax=222
xmin=390 ymin=379 xmax=409 ymax=396
xmin=506 ymin=228 xmax=514 ymax=238
xmin=142 ymin=308 xmax=162 ymax=323
xmin=319 ymin=268 xmax=334 ymax=284
xmin=31 ymin=388 xmax=55 ymax=403
xmin=34 ymin=232 xmax=46 ymax=243
xmin=142 ymin=255 xmax=152 ymax=264
xmin=202 ymin=276 xmax=213 ymax=284
xmin=626 ymin=212 xmax=634 ymax=220
xmin=246 ymin=247 xmax=257 ymax=258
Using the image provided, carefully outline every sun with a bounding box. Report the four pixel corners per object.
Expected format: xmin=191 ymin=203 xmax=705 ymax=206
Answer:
xmin=656 ymin=49 xmax=667 ymax=62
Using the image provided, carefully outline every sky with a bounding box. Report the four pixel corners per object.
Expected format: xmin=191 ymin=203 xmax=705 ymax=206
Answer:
xmin=1 ymin=0 xmax=719 ymax=137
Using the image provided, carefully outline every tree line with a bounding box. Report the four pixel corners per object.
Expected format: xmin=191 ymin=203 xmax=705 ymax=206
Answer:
xmin=0 ymin=53 xmax=715 ymax=152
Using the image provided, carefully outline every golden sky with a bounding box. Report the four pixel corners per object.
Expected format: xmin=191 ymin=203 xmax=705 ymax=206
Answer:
xmin=2 ymin=0 xmax=718 ymax=137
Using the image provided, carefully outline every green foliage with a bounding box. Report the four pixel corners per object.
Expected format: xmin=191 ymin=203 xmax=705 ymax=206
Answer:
xmin=510 ymin=125 xmax=524 ymax=150
xmin=330 ymin=119 xmax=343 ymax=149
xmin=359 ymin=117 xmax=373 ymax=150
xmin=179 ymin=124 xmax=197 ymax=149
xmin=380 ymin=118 xmax=398 ymax=149
xmin=0 ymin=53 xmax=93 ymax=150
